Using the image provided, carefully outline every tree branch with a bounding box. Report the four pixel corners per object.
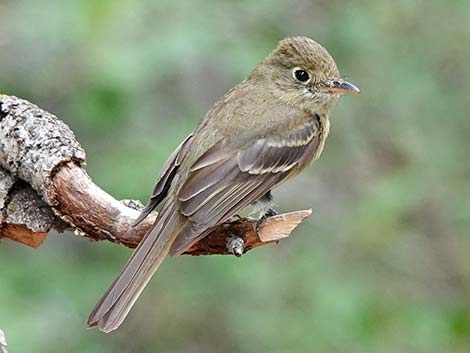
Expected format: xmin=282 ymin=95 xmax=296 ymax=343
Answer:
xmin=0 ymin=94 xmax=312 ymax=255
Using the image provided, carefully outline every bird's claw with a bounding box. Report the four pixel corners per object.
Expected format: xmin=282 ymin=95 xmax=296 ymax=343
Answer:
xmin=255 ymin=208 xmax=278 ymax=237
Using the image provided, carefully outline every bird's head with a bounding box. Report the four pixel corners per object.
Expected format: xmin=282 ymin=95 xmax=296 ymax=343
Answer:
xmin=251 ymin=36 xmax=360 ymax=114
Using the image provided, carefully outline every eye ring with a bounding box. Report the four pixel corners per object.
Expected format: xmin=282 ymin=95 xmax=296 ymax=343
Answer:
xmin=292 ymin=68 xmax=310 ymax=84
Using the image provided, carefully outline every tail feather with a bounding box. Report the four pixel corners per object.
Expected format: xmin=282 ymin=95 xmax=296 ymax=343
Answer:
xmin=86 ymin=199 xmax=186 ymax=333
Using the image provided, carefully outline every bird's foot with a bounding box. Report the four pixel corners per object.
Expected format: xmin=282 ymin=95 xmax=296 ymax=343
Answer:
xmin=255 ymin=208 xmax=278 ymax=237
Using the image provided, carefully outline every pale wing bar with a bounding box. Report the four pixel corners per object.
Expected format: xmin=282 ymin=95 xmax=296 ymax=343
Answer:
xmin=177 ymin=118 xmax=321 ymax=230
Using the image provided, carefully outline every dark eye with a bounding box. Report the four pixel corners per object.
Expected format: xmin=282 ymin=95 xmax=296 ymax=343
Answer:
xmin=293 ymin=69 xmax=310 ymax=83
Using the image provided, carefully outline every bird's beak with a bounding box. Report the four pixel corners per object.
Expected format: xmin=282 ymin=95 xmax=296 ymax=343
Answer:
xmin=321 ymin=79 xmax=360 ymax=94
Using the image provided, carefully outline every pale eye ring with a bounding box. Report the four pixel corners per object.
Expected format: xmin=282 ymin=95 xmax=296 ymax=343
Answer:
xmin=292 ymin=68 xmax=310 ymax=84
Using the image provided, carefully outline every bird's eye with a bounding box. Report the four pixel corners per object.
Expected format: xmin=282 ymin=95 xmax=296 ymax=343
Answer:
xmin=293 ymin=68 xmax=310 ymax=83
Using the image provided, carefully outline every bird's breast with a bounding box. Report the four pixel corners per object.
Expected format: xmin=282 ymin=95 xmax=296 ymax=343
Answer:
xmin=298 ymin=114 xmax=330 ymax=171
xmin=312 ymin=116 xmax=330 ymax=163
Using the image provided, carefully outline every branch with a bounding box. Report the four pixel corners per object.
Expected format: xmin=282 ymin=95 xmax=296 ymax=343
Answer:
xmin=0 ymin=94 xmax=312 ymax=255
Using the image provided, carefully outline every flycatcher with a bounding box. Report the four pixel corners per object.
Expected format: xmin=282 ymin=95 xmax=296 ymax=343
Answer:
xmin=87 ymin=36 xmax=360 ymax=332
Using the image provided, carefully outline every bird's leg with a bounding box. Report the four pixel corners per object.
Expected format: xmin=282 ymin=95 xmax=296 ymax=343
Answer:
xmin=263 ymin=208 xmax=279 ymax=218
xmin=255 ymin=208 xmax=279 ymax=236
xmin=254 ymin=191 xmax=279 ymax=236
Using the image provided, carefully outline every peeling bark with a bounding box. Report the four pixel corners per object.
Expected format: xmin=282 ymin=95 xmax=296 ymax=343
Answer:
xmin=6 ymin=184 xmax=55 ymax=232
xmin=0 ymin=95 xmax=86 ymax=202
xmin=0 ymin=169 xmax=15 ymax=223
xmin=0 ymin=168 xmax=55 ymax=247
xmin=0 ymin=94 xmax=312 ymax=255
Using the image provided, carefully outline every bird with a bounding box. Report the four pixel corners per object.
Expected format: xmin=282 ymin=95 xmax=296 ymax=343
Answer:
xmin=86 ymin=36 xmax=360 ymax=332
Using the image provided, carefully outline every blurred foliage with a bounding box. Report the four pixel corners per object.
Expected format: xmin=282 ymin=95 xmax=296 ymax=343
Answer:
xmin=1 ymin=0 xmax=469 ymax=352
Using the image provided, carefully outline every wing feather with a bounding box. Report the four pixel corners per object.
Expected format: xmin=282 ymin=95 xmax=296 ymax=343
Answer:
xmin=174 ymin=117 xmax=322 ymax=253
xmin=134 ymin=134 xmax=193 ymax=225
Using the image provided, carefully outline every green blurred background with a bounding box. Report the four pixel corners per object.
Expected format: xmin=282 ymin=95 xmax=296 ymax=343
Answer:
xmin=1 ymin=0 xmax=469 ymax=352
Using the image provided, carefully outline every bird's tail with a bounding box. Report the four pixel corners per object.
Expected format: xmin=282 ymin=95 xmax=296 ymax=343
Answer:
xmin=86 ymin=198 xmax=185 ymax=333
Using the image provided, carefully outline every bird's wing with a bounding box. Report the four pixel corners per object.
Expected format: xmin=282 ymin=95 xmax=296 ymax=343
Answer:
xmin=134 ymin=133 xmax=193 ymax=225
xmin=170 ymin=117 xmax=323 ymax=255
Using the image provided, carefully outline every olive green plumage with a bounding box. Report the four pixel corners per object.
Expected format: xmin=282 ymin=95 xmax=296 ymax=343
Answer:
xmin=87 ymin=36 xmax=359 ymax=333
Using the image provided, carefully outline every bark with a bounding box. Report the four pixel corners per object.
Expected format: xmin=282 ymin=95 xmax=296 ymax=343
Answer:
xmin=0 ymin=94 xmax=312 ymax=255
xmin=0 ymin=95 xmax=86 ymax=202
